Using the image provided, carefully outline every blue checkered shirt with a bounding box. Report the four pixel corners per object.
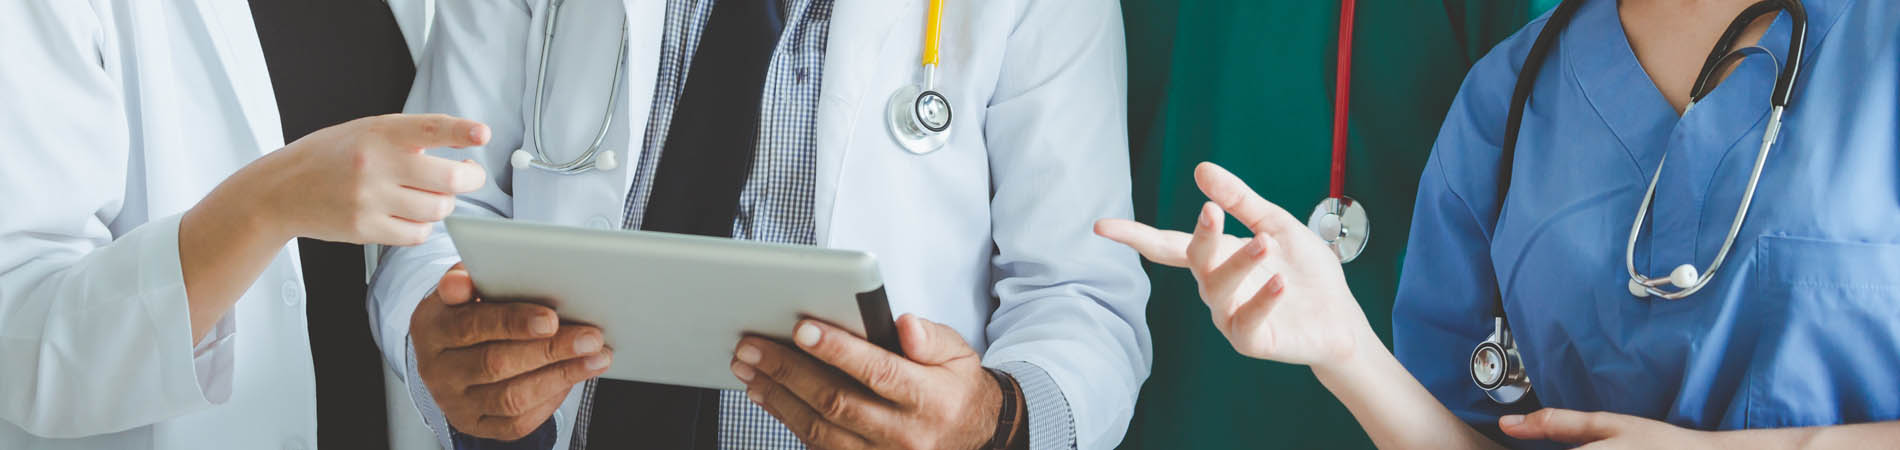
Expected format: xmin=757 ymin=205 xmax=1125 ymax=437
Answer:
xmin=578 ymin=0 xmax=829 ymax=448
xmin=572 ymin=0 xmax=1079 ymax=449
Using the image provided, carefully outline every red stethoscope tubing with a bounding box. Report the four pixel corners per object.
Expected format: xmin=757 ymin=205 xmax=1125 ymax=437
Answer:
xmin=1330 ymin=0 xmax=1354 ymax=200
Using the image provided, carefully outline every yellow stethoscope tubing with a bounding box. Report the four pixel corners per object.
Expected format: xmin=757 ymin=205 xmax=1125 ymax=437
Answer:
xmin=922 ymin=0 xmax=944 ymax=72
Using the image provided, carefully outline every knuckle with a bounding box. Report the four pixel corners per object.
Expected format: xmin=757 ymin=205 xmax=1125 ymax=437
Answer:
xmin=802 ymin=418 xmax=830 ymax=444
xmin=865 ymin=360 xmax=902 ymax=390
xmin=498 ymin=385 xmax=533 ymax=415
xmin=479 ymin=347 xmax=510 ymax=380
xmin=817 ymin=388 xmax=852 ymax=421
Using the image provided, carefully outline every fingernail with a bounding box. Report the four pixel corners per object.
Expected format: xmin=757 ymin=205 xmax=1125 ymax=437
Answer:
xmin=574 ymin=334 xmax=602 ymax=354
xmin=747 ymin=389 xmax=764 ymax=405
xmin=1499 ymin=415 xmax=1524 ymax=426
xmin=530 ymin=316 xmax=557 ymax=335
xmin=795 ymin=323 xmax=821 ymax=348
xmin=1199 ymin=204 xmax=1215 ymax=228
xmin=731 ymin=361 xmax=755 ymax=382
xmin=736 ymin=345 xmax=761 ymax=364
xmin=468 ymin=124 xmax=489 ymax=142
xmin=586 ymin=353 xmax=611 ymax=370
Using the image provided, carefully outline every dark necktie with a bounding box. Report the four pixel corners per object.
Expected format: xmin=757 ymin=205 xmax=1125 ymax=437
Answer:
xmin=588 ymin=0 xmax=785 ymax=448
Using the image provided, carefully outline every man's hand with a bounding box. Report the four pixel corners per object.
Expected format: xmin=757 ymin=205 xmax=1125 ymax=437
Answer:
xmin=730 ymin=314 xmax=1015 ymax=450
xmin=1500 ymin=408 xmax=1725 ymax=449
xmin=411 ymin=264 xmax=613 ymax=441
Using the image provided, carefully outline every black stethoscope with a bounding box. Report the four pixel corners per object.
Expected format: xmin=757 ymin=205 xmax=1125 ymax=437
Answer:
xmin=1469 ymin=0 xmax=1807 ymax=404
xmin=1308 ymin=0 xmax=1371 ymax=263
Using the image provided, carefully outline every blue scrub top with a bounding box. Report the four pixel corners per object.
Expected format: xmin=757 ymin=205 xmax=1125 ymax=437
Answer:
xmin=1392 ymin=0 xmax=1900 ymax=443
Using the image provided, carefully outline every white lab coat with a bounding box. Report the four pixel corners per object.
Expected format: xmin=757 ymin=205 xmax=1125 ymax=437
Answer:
xmin=0 ymin=1 xmax=317 ymax=449
xmin=371 ymin=0 xmax=1150 ymax=449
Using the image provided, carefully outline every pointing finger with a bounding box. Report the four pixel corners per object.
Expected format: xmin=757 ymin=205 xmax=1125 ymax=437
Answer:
xmin=378 ymin=113 xmax=491 ymax=149
xmin=1093 ymin=218 xmax=1192 ymax=268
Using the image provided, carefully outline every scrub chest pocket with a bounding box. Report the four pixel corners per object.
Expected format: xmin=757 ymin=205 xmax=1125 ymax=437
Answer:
xmin=1744 ymin=235 xmax=1900 ymax=428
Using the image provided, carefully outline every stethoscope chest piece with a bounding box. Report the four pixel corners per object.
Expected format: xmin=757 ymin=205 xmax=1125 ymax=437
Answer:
xmin=1470 ymin=317 xmax=1532 ymax=404
xmin=1307 ymin=196 xmax=1370 ymax=263
xmin=886 ymin=83 xmax=952 ymax=155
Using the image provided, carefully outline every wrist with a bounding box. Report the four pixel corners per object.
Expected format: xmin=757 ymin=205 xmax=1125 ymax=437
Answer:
xmin=1310 ymin=327 xmax=1397 ymax=397
xmin=206 ymin=154 xmax=297 ymax=243
xmin=982 ymin=367 xmax=1028 ymax=450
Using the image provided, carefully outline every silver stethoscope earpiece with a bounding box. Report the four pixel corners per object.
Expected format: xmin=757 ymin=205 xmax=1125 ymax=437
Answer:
xmin=513 ymin=0 xmax=628 ymax=175
xmin=886 ymin=0 xmax=953 ymax=155
xmin=1475 ymin=0 xmax=1807 ymax=404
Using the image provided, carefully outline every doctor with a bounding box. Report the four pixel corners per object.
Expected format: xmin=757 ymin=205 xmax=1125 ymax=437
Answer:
xmin=371 ymin=0 xmax=1149 ymax=449
xmin=1101 ymin=0 xmax=1900 ymax=448
xmin=0 ymin=1 xmax=490 ymax=448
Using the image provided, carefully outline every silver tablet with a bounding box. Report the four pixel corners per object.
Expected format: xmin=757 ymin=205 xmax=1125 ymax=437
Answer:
xmin=445 ymin=217 xmax=899 ymax=390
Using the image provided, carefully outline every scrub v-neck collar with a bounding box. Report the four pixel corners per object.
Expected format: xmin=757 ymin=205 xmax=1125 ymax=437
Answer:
xmin=1559 ymin=0 xmax=1846 ymax=273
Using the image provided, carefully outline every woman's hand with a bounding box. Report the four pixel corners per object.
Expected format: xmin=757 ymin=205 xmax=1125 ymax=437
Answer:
xmin=1501 ymin=409 xmax=1724 ymax=449
xmin=220 ymin=113 xmax=491 ymax=246
xmin=179 ymin=113 xmax=490 ymax=341
xmin=1096 ymin=162 xmax=1374 ymax=369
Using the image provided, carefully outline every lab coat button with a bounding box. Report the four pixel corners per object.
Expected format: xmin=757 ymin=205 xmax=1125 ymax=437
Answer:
xmin=281 ymin=280 xmax=304 ymax=307
xmin=588 ymin=216 xmax=614 ymax=229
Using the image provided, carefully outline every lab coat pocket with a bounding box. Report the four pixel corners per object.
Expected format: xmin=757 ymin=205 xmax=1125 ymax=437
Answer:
xmin=1744 ymin=236 xmax=1900 ymax=428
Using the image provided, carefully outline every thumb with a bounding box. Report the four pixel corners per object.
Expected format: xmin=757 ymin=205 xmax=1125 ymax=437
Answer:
xmin=1499 ymin=408 xmax=1634 ymax=444
xmin=897 ymin=314 xmax=974 ymax=365
xmin=434 ymin=264 xmax=476 ymax=306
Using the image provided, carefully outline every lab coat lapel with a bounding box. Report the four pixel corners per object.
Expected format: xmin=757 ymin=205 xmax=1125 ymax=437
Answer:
xmin=814 ymin=0 xmax=914 ymax=246
xmin=621 ymin=0 xmax=667 ymax=192
xmin=181 ymin=0 xmax=283 ymax=153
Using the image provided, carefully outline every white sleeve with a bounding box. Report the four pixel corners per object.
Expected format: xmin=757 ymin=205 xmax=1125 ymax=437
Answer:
xmin=367 ymin=0 xmax=533 ymax=445
xmin=0 ymin=2 xmax=233 ymax=438
xmin=978 ymin=0 xmax=1152 ymax=448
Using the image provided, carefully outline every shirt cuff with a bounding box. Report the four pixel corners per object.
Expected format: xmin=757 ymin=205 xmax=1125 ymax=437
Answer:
xmin=136 ymin=213 xmax=230 ymax=411
xmin=407 ymin=335 xmax=458 ymax=450
xmin=993 ymin=361 xmax=1076 ymax=450
xmin=189 ymin=313 xmax=237 ymax=405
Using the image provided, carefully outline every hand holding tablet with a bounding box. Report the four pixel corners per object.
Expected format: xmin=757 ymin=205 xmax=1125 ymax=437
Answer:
xmin=443 ymin=217 xmax=901 ymax=390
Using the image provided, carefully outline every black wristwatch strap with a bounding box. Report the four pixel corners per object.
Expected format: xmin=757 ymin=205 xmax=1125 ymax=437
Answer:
xmin=984 ymin=368 xmax=1022 ymax=450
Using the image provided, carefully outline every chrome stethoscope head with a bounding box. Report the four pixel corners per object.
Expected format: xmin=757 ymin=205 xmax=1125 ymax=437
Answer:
xmin=512 ymin=3 xmax=630 ymax=175
xmin=1470 ymin=317 xmax=1532 ymax=404
xmin=1307 ymin=196 xmax=1369 ymax=263
xmin=887 ymin=0 xmax=952 ymax=155
xmin=886 ymin=66 xmax=952 ymax=154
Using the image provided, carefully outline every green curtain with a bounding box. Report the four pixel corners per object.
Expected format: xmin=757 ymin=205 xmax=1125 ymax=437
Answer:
xmin=1118 ymin=1 xmax=1553 ymax=448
